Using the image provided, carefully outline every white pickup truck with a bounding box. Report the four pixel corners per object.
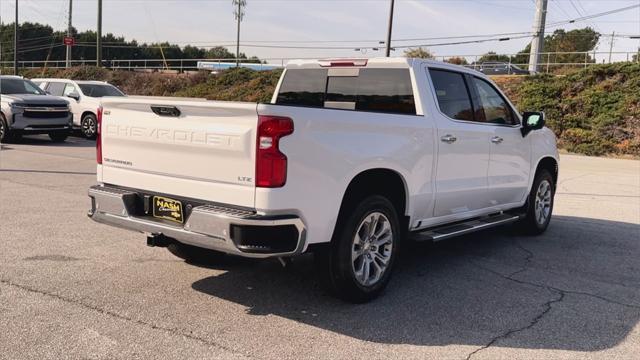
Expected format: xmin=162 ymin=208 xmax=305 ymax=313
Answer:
xmin=88 ymin=58 xmax=558 ymax=302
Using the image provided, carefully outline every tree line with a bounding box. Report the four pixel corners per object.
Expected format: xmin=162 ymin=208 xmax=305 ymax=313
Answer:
xmin=0 ymin=22 xmax=261 ymax=64
xmin=405 ymin=27 xmax=602 ymax=67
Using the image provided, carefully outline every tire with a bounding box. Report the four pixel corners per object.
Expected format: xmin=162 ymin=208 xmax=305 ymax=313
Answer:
xmin=81 ymin=114 xmax=97 ymax=139
xmin=518 ymin=169 xmax=555 ymax=235
xmin=315 ymin=195 xmax=401 ymax=303
xmin=0 ymin=115 xmax=9 ymax=143
xmin=166 ymin=242 xmax=225 ymax=265
xmin=49 ymin=132 xmax=69 ymax=143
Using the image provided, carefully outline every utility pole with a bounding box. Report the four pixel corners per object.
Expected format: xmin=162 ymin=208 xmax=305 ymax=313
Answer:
xmin=66 ymin=0 xmax=73 ymax=68
xmin=385 ymin=0 xmax=395 ymax=57
xmin=233 ymin=0 xmax=246 ymax=67
xmin=528 ymin=0 xmax=548 ymax=73
xmin=608 ymin=31 xmax=615 ymax=64
xmin=97 ymin=0 xmax=102 ymax=67
xmin=14 ymin=0 xmax=19 ymax=74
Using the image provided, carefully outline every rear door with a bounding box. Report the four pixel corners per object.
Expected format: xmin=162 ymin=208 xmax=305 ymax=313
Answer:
xmin=428 ymin=68 xmax=492 ymax=217
xmin=470 ymin=76 xmax=531 ymax=206
xmin=99 ymin=98 xmax=258 ymax=208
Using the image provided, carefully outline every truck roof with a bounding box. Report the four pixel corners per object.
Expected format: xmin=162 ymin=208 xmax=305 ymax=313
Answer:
xmin=284 ymin=57 xmax=484 ymax=76
xmin=30 ymin=78 xmax=110 ymax=85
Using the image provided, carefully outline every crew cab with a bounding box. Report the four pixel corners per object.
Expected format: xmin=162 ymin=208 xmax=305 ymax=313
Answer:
xmin=0 ymin=76 xmax=72 ymax=143
xmin=88 ymin=58 xmax=558 ymax=302
xmin=32 ymin=78 xmax=125 ymax=139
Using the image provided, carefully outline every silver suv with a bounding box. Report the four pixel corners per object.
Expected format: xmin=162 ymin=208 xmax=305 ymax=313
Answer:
xmin=0 ymin=76 xmax=73 ymax=143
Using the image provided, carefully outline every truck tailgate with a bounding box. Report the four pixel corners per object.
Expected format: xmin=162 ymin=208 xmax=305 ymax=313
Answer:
xmin=98 ymin=98 xmax=257 ymax=208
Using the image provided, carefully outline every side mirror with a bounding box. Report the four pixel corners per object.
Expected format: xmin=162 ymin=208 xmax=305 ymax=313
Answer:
xmin=66 ymin=92 xmax=80 ymax=101
xmin=521 ymin=111 xmax=545 ymax=137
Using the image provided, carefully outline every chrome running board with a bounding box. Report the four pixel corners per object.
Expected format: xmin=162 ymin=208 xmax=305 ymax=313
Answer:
xmin=411 ymin=213 xmax=521 ymax=242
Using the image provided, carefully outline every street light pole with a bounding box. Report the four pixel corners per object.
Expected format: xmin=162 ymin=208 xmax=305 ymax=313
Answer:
xmin=385 ymin=0 xmax=395 ymax=57
xmin=66 ymin=0 xmax=73 ymax=68
xmin=233 ymin=0 xmax=246 ymax=67
xmin=97 ymin=0 xmax=102 ymax=67
xmin=14 ymin=0 xmax=19 ymax=74
xmin=528 ymin=0 xmax=548 ymax=73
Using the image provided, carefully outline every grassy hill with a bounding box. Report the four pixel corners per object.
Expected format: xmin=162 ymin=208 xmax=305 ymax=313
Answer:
xmin=22 ymin=63 xmax=639 ymax=157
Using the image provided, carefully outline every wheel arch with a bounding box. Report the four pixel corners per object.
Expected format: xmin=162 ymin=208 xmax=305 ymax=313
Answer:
xmin=336 ymin=168 xmax=410 ymax=234
xmin=81 ymin=110 xmax=96 ymax=121
xmin=535 ymin=156 xmax=559 ymax=186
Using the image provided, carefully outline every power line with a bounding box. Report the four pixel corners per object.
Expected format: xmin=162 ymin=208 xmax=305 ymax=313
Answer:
xmin=548 ymin=4 xmax=640 ymax=27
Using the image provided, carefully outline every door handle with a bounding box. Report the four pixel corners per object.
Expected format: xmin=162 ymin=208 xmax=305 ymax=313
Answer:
xmin=491 ymin=136 xmax=504 ymax=144
xmin=441 ymin=134 xmax=457 ymax=144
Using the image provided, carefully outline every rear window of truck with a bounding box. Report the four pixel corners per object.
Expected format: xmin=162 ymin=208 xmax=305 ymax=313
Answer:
xmin=276 ymin=68 xmax=416 ymax=115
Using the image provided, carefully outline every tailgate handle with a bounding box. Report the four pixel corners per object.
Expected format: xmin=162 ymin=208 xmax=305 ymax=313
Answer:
xmin=151 ymin=105 xmax=181 ymax=117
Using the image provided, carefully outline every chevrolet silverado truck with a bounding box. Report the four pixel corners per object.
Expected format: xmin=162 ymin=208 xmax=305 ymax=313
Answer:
xmin=0 ymin=75 xmax=72 ymax=143
xmin=88 ymin=58 xmax=558 ymax=302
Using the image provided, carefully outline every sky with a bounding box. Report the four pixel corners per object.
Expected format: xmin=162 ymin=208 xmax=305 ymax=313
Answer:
xmin=1 ymin=0 xmax=639 ymax=63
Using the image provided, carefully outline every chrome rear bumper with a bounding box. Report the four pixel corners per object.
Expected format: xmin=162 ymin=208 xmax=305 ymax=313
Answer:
xmin=88 ymin=185 xmax=306 ymax=258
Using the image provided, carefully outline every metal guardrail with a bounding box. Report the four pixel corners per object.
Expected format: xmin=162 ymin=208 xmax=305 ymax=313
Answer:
xmin=0 ymin=51 xmax=638 ymax=73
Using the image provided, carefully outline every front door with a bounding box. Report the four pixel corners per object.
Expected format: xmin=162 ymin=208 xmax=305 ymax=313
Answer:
xmin=469 ymin=76 xmax=531 ymax=206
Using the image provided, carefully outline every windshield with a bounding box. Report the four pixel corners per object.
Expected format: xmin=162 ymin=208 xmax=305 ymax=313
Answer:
xmin=0 ymin=78 xmax=46 ymax=95
xmin=78 ymin=84 xmax=125 ymax=97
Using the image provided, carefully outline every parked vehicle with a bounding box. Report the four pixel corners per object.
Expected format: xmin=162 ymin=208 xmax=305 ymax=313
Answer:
xmin=0 ymin=75 xmax=72 ymax=143
xmin=87 ymin=58 xmax=558 ymax=302
xmin=478 ymin=62 xmax=530 ymax=75
xmin=32 ymin=79 xmax=125 ymax=139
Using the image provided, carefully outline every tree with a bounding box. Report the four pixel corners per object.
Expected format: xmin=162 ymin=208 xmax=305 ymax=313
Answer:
xmin=476 ymin=52 xmax=511 ymax=64
xmin=512 ymin=27 xmax=600 ymax=67
xmin=445 ymin=56 xmax=468 ymax=65
xmin=634 ymin=48 xmax=639 ymax=62
xmin=404 ymin=47 xmax=434 ymax=59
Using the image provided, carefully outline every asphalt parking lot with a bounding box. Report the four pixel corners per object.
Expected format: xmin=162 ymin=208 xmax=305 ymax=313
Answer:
xmin=1 ymin=135 xmax=639 ymax=360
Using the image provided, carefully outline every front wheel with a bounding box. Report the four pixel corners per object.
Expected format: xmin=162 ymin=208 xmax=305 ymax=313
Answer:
xmin=49 ymin=132 xmax=69 ymax=143
xmin=0 ymin=116 xmax=8 ymax=143
xmin=81 ymin=114 xmax=97 ymax=139
xmin=518 ymin=169 xmax=555 ymax=235
xmin=315 ymin=195 xmax=401 ymax=303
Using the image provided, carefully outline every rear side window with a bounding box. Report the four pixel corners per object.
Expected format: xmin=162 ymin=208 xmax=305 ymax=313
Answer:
xmin=429 ymin=69 xmax=474 ymax=121
xmin=276 ymin=69 xmax=327 ymax=107
xmin=276 ymin=68 xmax=416 ymax=115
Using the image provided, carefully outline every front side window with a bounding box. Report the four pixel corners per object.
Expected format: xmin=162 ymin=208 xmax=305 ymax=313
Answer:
xmin=428 ymin=69 xmax=474 ymax=121
xmin=46 ymin=82 xmax=66 ymax=96
xmin=63 ymin=83 xmax=77 ymax=96
xmin=472 ymin=77 xmax=517 ymax=125
xmin=275 ymin=68 xmax=416 ymax=115
xmin=0 ymin=78 xmax=46 ymax=95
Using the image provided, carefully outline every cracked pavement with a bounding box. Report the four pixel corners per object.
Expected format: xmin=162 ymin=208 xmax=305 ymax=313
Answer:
xmin=1 ymin=136 xmax=639 ymax=360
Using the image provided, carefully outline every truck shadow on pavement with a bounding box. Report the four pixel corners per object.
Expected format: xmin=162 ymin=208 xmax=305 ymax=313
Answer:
xmin=192 ymin=215 xmax=640 ymax=351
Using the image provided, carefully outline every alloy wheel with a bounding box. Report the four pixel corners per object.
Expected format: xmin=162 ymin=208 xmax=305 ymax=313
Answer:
xmin=534 ymin=179 xmax=552 ymax=225
xmin=351 ymin=212 xmax=394 ymax=286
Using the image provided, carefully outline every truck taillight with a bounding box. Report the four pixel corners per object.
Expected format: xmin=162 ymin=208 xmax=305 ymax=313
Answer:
xmin=256 ymin=115 xmax=294 ymax=188
xmin=96 ymin=106 xmax=103 ymax=164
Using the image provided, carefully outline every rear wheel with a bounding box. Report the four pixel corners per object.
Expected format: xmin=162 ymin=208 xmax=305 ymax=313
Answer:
xmin=518 ymin=169 xmax=555 ymax=235
xmin=49 ymin=132 xmax=69 ymax=143
xmin=81 ymin=114 xmax=97 ymax=139
xmin=315 ymin=195 xmax=401 ymax=303
xmin=167 ymin=242 xmax=225 ymax=265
